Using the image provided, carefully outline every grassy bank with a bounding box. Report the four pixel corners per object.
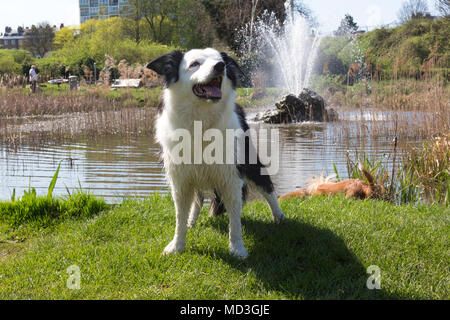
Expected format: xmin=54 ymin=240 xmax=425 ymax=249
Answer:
xmin=0 ymin=192 xmax=448 ymax=299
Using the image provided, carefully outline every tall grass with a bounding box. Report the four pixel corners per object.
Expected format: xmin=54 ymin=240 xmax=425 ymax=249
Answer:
xmin=401 ymin=135 xmax=450 ymax=205
xmin=0 ymin=77 xmax=161 ymax=145
xmin=336 ymin=134 xmax=450 ymax=205
xmin=0 ymin=165 xmax=108 ymax=228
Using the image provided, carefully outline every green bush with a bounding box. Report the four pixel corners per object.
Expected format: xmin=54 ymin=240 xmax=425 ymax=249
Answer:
xmin=358 ymin=17 xmax=450 ymax=79
xmin=0 ymin=49 xmax=34 ymax=75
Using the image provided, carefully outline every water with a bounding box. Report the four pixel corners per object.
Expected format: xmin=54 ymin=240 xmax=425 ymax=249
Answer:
xmin=0 ymin=111 xmax=421 ymax=203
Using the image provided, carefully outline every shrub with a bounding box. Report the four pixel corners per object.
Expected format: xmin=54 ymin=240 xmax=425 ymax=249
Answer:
xmin=0 ymin=50 xmax=34 ymax=75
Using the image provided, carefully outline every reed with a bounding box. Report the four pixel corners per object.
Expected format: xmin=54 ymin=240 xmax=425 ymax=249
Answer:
xmin=401 ymin=134 xmax=450 ymax=205
xmin=337 ymin=134 xmax=449 ymax=205
xmin=0 ymin=78 xmax=160 ymax=146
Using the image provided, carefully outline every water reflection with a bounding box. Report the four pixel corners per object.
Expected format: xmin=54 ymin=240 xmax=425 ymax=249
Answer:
xmin=0 ymin=113 xmax=422 ymax=203
xmin=1 ymin=137 xmax=166 ymax=202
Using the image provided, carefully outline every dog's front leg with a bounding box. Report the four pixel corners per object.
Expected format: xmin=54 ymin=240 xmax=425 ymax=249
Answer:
xmin=219 ymin=182 xmax=248 ymax=259
xmin=163 ymin=186 xmax=194 ymax=255
xmin=187 ymin=190 xmax=204 ymax=228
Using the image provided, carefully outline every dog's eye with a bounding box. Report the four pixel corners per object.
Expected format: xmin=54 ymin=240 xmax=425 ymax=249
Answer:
xmin=189 ymin=61 xmax=200 ymax=68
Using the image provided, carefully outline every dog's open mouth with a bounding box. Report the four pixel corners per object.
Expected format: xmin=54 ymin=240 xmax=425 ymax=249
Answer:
xmin=192 ymin=76 xmax=223 ymax=101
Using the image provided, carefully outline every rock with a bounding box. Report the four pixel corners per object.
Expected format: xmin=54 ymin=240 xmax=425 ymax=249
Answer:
xmin=254 ymin=89 xmax=335 ymax=124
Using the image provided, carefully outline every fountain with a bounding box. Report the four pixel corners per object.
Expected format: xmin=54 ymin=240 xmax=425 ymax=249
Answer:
xmin=240 ymin=1 xmax=337 ymax=123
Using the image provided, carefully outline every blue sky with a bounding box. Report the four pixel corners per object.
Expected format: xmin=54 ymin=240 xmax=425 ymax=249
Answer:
xmin=0 ymin=0 xmax=439 ymax=35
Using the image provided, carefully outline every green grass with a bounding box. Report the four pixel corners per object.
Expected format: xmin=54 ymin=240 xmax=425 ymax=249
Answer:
xmin=0 ymin=193 xmax=448 ymax=299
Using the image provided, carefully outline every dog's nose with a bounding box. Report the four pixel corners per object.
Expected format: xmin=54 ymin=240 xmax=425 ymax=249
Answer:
xmin=214 ymin=62 xmax=225 ymax=74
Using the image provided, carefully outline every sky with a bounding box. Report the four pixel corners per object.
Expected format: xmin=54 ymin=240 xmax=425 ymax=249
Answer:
xmin=0 ymin=0 xmax=440 ymax=35
xmin=303 ymin=0 xmax=439 ymax=34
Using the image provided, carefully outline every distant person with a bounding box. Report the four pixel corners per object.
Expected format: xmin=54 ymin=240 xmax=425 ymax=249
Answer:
xmin=29 ymin=65 xmax=38 ymax=93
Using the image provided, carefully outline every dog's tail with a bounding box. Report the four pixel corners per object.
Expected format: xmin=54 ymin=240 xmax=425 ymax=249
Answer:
xmin=358 ymin=163 xmax=375 ymax=185
xmin=306 ymin=173 xmax=337 ymax=194
xmin=209 ymin=190 xmax=226 ymax=216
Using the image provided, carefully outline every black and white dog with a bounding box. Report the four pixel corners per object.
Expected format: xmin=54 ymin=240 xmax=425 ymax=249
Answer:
xmin=147 ymin=48 xmax=285 ymax=259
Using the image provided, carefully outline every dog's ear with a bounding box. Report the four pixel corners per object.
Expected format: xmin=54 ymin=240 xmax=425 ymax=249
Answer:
xmin=146 ymin=50 xmax=184 ymax=87
xmin=220 ymin=52 xmax=244 ymax=88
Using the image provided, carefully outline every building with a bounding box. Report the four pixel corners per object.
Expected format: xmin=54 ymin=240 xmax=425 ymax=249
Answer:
xmin=0 ymin=28 xmax=26 ymax=50
xmin=79 ymin=0 xmax=133 ymax=23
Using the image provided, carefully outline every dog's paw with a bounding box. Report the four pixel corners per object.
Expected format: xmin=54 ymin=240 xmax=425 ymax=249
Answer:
xmin=229 ymin=242 xmax=249 ymax=259
xmin=273 ymin=210 xmax=287 ymax=223
xmin=163 ymin=239 xmax=185 ymax=255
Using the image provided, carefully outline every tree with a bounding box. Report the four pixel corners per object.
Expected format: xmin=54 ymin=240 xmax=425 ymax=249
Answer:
xmin=53 ymin=27 xmax=75 ymax=49
xmin=127 ymin=0 xmax=213 ymax=48
xmin=127 ymin=0 xmax=144 ymax=43
xmin=202 ymin=0 xmax=289 ymax=50
xmin=435 ymin=0 xmax=450 ymax=16
xmin=137 ymin=0 xmax=178 ymax=43
xmin=22 ymin=23 xmax=55 ymax=58
xmin=397 ymin=0 xmax=430 ymax=23
xmin=334 ymin=14 xmax=358 ymax=36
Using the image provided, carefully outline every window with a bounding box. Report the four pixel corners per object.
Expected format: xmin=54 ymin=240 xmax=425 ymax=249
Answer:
xmin=80 ymin=8 xmax=89 ymax=16
xmin=90 ymin=6 xmax=99 ymax=15
xmin=79 ymin=0 xmax=89 ymax=7
xmin=90 ymin=0 xmax=98 ymax=6
xmin=119 ymin=0 xmax=129 ymax=4
xmin=109 ymin=6 xmax=118 ymax=14
xmin=80 ymin=16 xmax=90 ymax=23
xmin=99 ymin=6 xmax=108 ymax=15
xmin=4 ymin=40 xmax=8 ymax=45
xmin=11 ymin=39 xmax=16 ymax=45
xmin=120 ymin=5 xmax=132 ymax=15
xmin=109 ymin=0 xmax=118 ymax=6
xmin=99 ymin=0 xmax=108 ymax=5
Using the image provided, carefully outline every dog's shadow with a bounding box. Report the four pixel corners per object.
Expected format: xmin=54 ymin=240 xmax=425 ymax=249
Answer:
xmin=197 ymin=215 xmax=403 ymax=299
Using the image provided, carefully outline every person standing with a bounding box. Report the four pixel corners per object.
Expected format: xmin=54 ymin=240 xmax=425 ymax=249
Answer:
xmin=29 ymin=65 xmax=38 ymax=93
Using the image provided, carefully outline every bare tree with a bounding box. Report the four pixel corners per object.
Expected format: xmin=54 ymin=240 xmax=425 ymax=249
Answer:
xmin=435 ymin=0 xmax=450 ymax=16
xmin=334 ymin=14 xmax=359 ymax=36
xmin=397 ymin=0 xmax=430 ymax=23
xmin=22 ymin=22 xmax=55 ymax=58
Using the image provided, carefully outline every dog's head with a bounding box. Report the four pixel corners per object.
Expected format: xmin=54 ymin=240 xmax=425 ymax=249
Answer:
xmin=147 ymin=48 xmax=242 ymax=104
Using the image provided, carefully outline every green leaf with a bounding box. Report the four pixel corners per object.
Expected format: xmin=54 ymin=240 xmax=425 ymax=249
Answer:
xmin=48 ymin=160 xmax=63 ymax=198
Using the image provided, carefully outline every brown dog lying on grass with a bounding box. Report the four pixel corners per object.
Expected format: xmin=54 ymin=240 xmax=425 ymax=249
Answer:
xmin=280 ymin=164 xmax=385 ymax=200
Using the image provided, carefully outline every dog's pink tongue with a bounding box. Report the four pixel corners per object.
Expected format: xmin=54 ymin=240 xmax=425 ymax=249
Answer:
xmin=204 ymin=85 xmax=222 ymax=99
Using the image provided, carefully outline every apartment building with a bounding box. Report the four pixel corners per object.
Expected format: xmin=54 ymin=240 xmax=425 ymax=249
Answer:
xmin=79 ymin=0 xmax=133 ymax=23
xmin=0 ymin=28 xmax=26 ymax=50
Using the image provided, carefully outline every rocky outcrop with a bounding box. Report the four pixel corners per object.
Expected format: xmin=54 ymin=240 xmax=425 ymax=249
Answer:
xmin=254 ymin=89 xmax=338 ymax=124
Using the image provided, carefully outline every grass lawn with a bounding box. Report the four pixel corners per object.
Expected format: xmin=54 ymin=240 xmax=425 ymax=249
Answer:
xmin=0 ymin=194 xmax=448 ymax=299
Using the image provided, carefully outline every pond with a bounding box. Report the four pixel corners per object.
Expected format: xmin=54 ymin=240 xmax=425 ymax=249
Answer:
xmin=0 ymin=110 xmax=423 ymax=202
